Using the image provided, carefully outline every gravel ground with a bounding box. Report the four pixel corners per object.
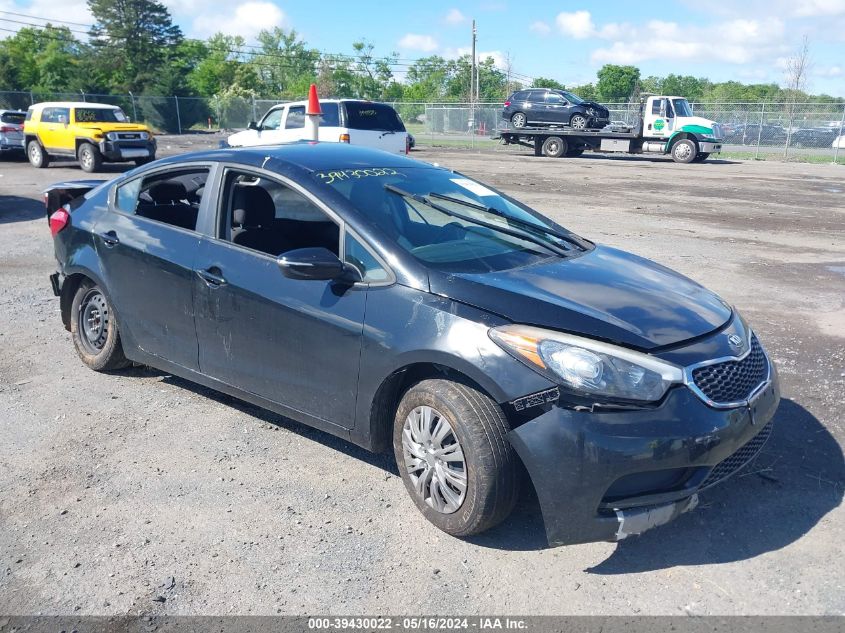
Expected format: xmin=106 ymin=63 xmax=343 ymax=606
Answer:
xmin=0 ymin=137 xmax=843 ymax=616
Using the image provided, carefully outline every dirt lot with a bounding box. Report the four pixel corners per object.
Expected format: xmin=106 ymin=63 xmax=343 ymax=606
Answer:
xmin=1 ymin=138 xmax=843 ymax=616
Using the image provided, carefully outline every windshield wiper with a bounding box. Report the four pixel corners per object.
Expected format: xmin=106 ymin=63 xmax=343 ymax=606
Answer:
xmin=427 ymin=192 xmax=590 ymax=251
xmin=384 ymin=184 xmax=571 ymax=258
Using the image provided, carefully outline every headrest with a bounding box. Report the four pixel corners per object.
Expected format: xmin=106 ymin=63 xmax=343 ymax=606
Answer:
xmin=148 ymin=181 xmax=187 ymax=204
xmin=232 ymin=185 xmax=275 ymax=227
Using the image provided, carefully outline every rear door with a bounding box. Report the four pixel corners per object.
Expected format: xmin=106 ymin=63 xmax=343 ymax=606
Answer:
xmin=96 ymin=164 xmax=215 ymax=369
xmin=341 ymin=101 xmax=407 ymax=153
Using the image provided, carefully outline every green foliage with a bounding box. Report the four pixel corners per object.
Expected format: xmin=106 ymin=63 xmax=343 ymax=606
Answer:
xmin=596 ymin=64 xmax=641 ymax=102
xmin=88 ymin=0 xmax=183 ymax=93
xmin=533 ymin=77 xmax=565 ymax=90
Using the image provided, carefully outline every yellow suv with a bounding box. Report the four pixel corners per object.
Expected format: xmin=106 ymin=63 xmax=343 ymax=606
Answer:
xmin=24 ymin=102 xmax=156 ymax=172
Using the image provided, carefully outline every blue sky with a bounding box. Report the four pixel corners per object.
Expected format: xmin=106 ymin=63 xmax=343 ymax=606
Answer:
xmin=3 ymin=0 xmax=844 ymax=95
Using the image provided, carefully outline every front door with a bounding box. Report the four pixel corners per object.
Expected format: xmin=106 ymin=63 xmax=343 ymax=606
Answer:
xmin=97 ymin=164 xmax=213 ymax=369
xmin=192 ymin=167 xmax=367 ymax=428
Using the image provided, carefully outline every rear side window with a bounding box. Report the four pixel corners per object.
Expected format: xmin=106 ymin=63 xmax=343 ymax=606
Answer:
xmin=344 ymin=103 xmax=405 ymax=132
xmin=528 ymin=91 xmax=546 ymax=102
xmin=114 ymin=168 xmax=209 ymax=232
xmin=41 ymin=107 xmax=70 ymax=123
xmin=512 ymin=91 xmax=528 ymax=101
xmin=1 ymin=112 xmax=24 ymax=124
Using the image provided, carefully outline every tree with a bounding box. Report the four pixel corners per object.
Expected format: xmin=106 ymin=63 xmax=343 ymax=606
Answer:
xmin=661 ymin=74 xmax=706 ymax=101
xmin=596 ymin=64 xmax=640 ymax=102
xmin=88 ymin=0 xmax=183 ymax=93
xmin=250 ymin=28 xmax=319 ymax=98
xmin=782 ymin=36 xmax=811 ymax=157
xmin=534 ymin=77 xmax=565 ymax=90
xmin=569 ymin=83 xmax=597 ymax=100
xmin=0 ymin=26 xmax=88 ymax=96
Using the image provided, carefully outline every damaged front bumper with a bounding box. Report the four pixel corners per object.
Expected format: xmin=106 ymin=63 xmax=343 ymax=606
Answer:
xmin=507 ymin=377 xmax=779 ymax=546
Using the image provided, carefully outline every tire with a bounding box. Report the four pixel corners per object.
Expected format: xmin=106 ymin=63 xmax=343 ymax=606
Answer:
xmin=511 ymin=112 xmax=527 ymax=129
xmin=77 ymin=142 xmax=103 ymax=173
xmin=135 ymin=155 xmax=155 ymax=167
xmin=27 ymin=140 xmax=49 ymax=168
xmin=70 ymin=280 xmax=130 ymax=371
xmin=692 ymin=152 xmax=710 ymax=163
xmin=570 ymin=114 xmax=588 ymax=130
xmin=541 ymin=136 xmax=567 ymax=158
xmin=392 ymin=379 xmax=520 ymax=537
xmin=671 ymin=138 xmax=698 ymax=163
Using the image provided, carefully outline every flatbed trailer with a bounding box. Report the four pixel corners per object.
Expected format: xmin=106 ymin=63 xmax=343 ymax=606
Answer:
xmin=493 ymin=95 xmax=725 ymax=163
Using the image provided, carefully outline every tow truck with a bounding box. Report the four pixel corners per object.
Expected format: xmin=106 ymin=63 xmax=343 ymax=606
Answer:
xmin=494 ymin=95 xmax=724 ymax=163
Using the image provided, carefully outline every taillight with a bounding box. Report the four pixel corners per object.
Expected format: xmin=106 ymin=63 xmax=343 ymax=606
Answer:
xmin=49 ymin=207 xmax=70 ymax=236
xmin=339 ymin=133 xmax=350 ymax=143
xmin=504 ymin=101 xmax=511 ymax=107
xmin=0 ymin=125 xmax=19 ymax=133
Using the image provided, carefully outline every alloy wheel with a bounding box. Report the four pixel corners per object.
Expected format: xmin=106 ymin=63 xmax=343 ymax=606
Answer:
xmin=402 ymin=405 xmax=467 ymax=514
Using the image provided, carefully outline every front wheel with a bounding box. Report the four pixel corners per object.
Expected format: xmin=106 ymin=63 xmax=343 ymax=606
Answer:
xmin=27 ymin=140 xmax=49 ymax=168
xmin=393 ymin=379 xmax=520 ymax=537
xmin=70 ymin=280 xmax=130 ymax=371
xmin=671 ymin=138 xmax=698 ymax=163
xmin=78 ymin=143 xmax=103 ymax=173
xmin=569 ymin=114 xmax=588 ymax=130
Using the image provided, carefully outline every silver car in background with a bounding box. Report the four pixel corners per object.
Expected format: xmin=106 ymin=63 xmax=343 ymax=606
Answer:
xmin=0 ymin=110 xmax=25 ymax=156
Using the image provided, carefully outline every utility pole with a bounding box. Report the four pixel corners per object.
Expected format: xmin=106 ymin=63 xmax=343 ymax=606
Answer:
xmin=470 ymin=19 xmax=477 ymax=142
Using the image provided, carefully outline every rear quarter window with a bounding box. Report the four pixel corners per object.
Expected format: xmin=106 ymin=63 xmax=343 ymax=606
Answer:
xmin=343 ymin=103 xmax=405 ymax=132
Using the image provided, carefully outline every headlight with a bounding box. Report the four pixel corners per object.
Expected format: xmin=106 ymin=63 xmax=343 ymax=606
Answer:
xmin=587 ymin=107 xmax=595 ymax=115
xmin=139 ymin=131 xmax=149 ymax=140
xmin=106 ymin=132 xmax=118 ymax=141
xmin=489 ymin=325 xmax=683 ymax=402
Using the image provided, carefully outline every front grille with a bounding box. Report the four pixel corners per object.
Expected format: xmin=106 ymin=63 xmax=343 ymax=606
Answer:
xmin=699 ymin=420 xmax=773 ymax=490
xmin=691 ymin=335 xmax=768 ymax=404
xmin=117 ymin=132 xmax=143 ymax=140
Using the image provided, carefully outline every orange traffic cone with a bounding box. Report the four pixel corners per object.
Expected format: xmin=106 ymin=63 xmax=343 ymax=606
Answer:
xmin=306 ymin=84 xmax=322 ymax=115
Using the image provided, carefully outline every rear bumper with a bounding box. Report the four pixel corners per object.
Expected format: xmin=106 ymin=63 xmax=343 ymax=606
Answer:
xmin=508 ymin=373 xmax=780 ymax=546
xmin=0 ymin=140 xmax=24 ymax=152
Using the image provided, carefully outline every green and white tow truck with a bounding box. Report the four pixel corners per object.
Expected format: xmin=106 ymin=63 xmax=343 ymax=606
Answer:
xmin=496 ymin=95 xmax=724 ymax=163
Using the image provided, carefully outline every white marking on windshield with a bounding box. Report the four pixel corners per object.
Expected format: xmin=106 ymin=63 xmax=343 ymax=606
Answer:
xmin=450 ymin=178 xmax=497 ymax=198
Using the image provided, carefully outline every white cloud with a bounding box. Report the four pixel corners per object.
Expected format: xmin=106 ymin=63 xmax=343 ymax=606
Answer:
xmin=444 ymin=8 xmax=466 ymax=25
xmin=815 ymin=65 xmax=843 ymax=76
xmin=529 ymin=20 xmax=551 ymax=35
xmin=555 ymin=10 xmax=595 ymax=39
xmin=398 ymin=33 xmax=439 ymax=52
xmin=0 ymin=0 xmax=92 ymax=36
xmin=192 ymin=1 xmax=284 ymax=38
xmin=793 ymin=0 xmax=845 ymax=16
xmin=590 ymin=17 xmax=789 ymax=65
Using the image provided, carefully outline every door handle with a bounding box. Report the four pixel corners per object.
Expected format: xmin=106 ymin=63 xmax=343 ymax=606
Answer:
xmin=98 ymin=230 xmax=120 ymax=246
xmin=196 ymin=268 xmax=227 ymax=287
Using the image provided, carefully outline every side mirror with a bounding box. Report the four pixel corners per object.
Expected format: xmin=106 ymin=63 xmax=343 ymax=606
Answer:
xmin=248 ymin=121 xmax=259 ymax=131
xmin=277 ymin=247 xmax=360 ymax=282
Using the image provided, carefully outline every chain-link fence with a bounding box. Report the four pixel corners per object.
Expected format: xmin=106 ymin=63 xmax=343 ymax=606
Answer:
xmin=2 ymin=90 xmax=843 ymax=161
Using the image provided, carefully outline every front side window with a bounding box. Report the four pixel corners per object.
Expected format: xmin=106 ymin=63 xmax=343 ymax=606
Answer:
xmin=261 ymin=108 xmax=283 ymax=130
xmin=561 ymin=91 xmax=585 ymax=105
xmin=222 ymin=170 xmax=339 ymax=257
xmin=285 ymin=106 xmax=305 ymax=129
xmin=546 ymin=92 xmax=565 ymax=104
xmin=114 ymin=168 xmax=209 ymax=231
xmin=312 ymin=167 xmax=583 ymax=273
xmin=345 ymin=233 xmax=389 ymax=283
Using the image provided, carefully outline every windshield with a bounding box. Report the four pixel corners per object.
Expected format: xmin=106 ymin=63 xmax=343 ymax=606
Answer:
xmin=313 ymin=166 xmax=583 ymax=273
xmin=75 ymin=108 xmax=128 ymax=123
xmin=344 ymin=102 xmax=405 ymax=132
xmin=561 ymin=91 xmax=585 ymax=105
xmin=672 ymin=99 xmax=693 ymax=118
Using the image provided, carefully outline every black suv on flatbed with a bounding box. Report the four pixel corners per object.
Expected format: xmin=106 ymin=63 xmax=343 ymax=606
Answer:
xmin=503 ymin=88 xmax=610 ymax=130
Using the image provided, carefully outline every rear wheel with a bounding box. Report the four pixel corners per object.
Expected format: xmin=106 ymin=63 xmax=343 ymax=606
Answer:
xmin=70 ymin=280 xmax=130 ymax=371
xmin=393 ymin=379 xmax=520 ymax=537
xmin=570 ymin=114 xmax=588 ymax=130
xmin=78 ymin=143 xmax=103 ymax=173
xmin=27 ymin=140 xmax=49 ymax=168
xmin=541 ymin=136 xmax=567 ymax=158
xmin=671 ymin=138 xmax=697 ymax=163
xmin=511 ymin=112 xmax=527 ymax=129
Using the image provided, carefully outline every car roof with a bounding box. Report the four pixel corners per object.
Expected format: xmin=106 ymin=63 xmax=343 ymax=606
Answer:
xmin=267 ymin=99 xmax=392 ymax=110
xmin=30 ymin=102 xmax=120 ymax=109
xmin=153 ymin=141 xmax=433 ymax=173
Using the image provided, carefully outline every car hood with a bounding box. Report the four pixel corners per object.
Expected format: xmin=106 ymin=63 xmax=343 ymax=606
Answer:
xmin=74 ymin=123 xmax=151 ymax=133
xmin=428 ymin=245 xmax=732 ymax=350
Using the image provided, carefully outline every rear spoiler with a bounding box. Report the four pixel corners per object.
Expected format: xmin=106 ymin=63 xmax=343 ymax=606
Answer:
xmin=43 ymin=180 xmax=107 ymax=219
